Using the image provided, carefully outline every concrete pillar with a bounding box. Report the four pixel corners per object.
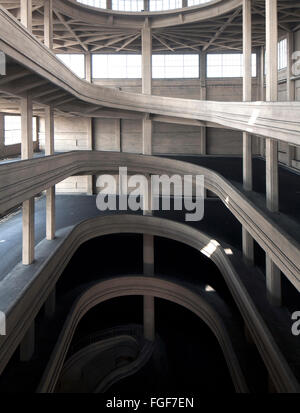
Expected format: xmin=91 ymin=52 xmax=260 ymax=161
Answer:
xmin=106 ymin=0 xmax=112 ymax=8
xmin=21 ymin=96 xmax=34 ymax=265
xmin=182 ymin=0 xmax=188 ymax=6
xmin=142 ymin=27 xmax=152 ymax=95
xmin=85 ymin=53 xmax=92 ymax=83
xmin=266 ymin=255 xmax=281 ymax=307
xmin=44 ymin=0 xmax=53 ymax=49
xmin=265 ymin=0 xmax=281 ymax=306
xmin=21 ymin=95 xmax=33 ymax=160
xmin=45 ymin=106 xmax=55 ymax=240
xmin=142 ymin=27 xmax=152 ymax=154
xmin=0 ymin=113 xmax=4 ymax=158
xmin=199 ymin=51 xmax=207 ymax=157
xmin=143 ymin=234 xmax=155 ymax=341
xmin=242 ymin=0 xmax=254 ymax=264
xmin=20 ymin=322 xmax=35 ymax=362
xmin=143 ymin=0 xmax=149 ymax=11
xmin=45 ymin=288 xmax=56 ymax=319
xmin=286 ymin=32 xmax=295 ymax=167
xmin=21 ymin=0 xmax=32 ymax=31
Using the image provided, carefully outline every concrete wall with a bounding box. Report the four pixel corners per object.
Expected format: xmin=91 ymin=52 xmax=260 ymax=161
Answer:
xmin=39 ymin=116 xmax=91 ymax=193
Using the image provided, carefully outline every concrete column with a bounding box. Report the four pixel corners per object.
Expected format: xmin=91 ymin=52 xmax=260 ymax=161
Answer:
xmin=106 ymin=0 xmax=112 ymax=8
xmin=258 ymin=46 xmax=265 ymax=157
xmin=143 ymin=234 xmax=155 ymax=341
xmin=45 ymin=288 xmax=56 ymax=319
xmin=20 ymin=322 xmax=35 ymax=361
xmin=265 ymin=0 xmax=279 ymax=212
xmin=141 ymin=27 xmax=154 ymax=339
xmin=21 ymin=0 xmax=32 ymax=31
xmin=142 ymin=27 xmax=152 ymax=95
xmin=182 ymin=0 xmax=188 ymax=6
xmin=86 ymin=117 xmax=94 ymax=195
xmin=0 ymin=113 xmax=4 ymax=158
xmin=199 ymin=51 xmax=207 ymax=156
xmin=85 ymin=53 xmax=92 ymax=83
xmin=45 ymin=106 xmax=55 ymax=240
xmin=286 ymin=32 xmax=295 ymax=167
xmin=44 ymin=0 xmax=53 ymax=49
xmin=21 ymin=95 xmax=33 ymax=160
xmin=242 ymin=0 xmax=254 ymax=264
xmin=265 ymin=0 xmax=281 ymax=306
xmin=21 ymin=96 xmax=34 ymax=265
xmin=266 ymin=255 xmax=281 ymax=307
xmin=143 ymin=0 xmax=149 ymax=11
xmin=242 ymin=0 xmax=252 ymax=191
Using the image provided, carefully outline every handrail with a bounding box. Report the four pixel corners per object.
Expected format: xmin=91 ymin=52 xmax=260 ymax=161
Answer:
xmin=0 ymin=215 xmax=299 ymax=392
xmin=0 ymin=151 xmax=299 ymax=290
xmin=54 ymin=0 xmax=242 ymax=28
xmin=1 ymin=7 xmax=300 ymax=145
xmin=37 ymin=276 xmax=249 ymax=393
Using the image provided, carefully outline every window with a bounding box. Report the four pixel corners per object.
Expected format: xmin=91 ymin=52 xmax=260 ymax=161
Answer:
xmin=112 ymin=0 xmax=144 ymax=11
xmin=4 ymin=116 xmax=37 ymax=146
xmin=152 ymin=54 xmax=199 ymax=78
xmin=77 ymin=0 xmax=106 ymax=8
xmin=56 ymin=54 xmax=85 ymax=78
xmin=278 ymin=38 xmax=287 ymax=70
xmin=149 ymin=0 xmax=182 ymax=11
xmin=207 ymin=53 xmax=257 ymax=78
xmin=92 ymin=54 xmax=142 ymax=78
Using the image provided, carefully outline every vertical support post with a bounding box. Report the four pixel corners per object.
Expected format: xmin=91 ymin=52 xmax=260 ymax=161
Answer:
xmin=115 ymin=118 xmax=121 ymax=152
xmin=199 ymin=51 xmax=207 ymax=156
xmin=144 ymin=0 xmax=149 ymax=11
xmin=265 ymin=0 xmax=281 ymax=306
xmin=85 ymin=53 xmax=94 ymax=194
xmin=0 ymin=113 xmax=4 ymax=158
xmin=21 ymin=0 xmax=32 ymax=31
xmin=242 ymin=0 xmax=254 ymax=264
xmin=286 ymin=32 xmax=295 ymax=167
xmin=182 ymin=0 xmax=188 ymax=6
xmin=85 ymin=53 xmax=92 ymax=83
xmin=45 ymin=106 xmax=55 ymax=240
xmin=21 ymin=96 xmax=34 ymax=265
xmin=20 ymin=322 xmax=35 ymax=362
xmin=44 ymin=0 xmax=53 ymax=49
xmin=106 ymin=0 xmax=112 ymax=9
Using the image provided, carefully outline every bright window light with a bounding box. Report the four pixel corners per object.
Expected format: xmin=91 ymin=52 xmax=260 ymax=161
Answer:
xmin=56 ymin=54 xmax=85 ymax=79
xmin=92 ymin=54 xmax=142 ymax=78
xmin=149 ymin=0 xmax=182 ymax=11
xmin=4 ymin=116 xmax=37 ymax=146
xmin=112 ymin=0 xmax=144 ymax=11
xmin=278 ymin=38 xmax=287 ymax=70
xmin=207 ymin=53 xmax=257 ymax=78
xmin=77 ymin=0 xmax=106 ymax=8
xmin=188 ymin=0 xmax=211 ymax=5
xmin=152 ymin=54 xmax=199 ymax=78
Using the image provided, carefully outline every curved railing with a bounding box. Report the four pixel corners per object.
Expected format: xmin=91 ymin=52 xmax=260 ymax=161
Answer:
xmin=0 ymin=215 xmax=299 ymax=392
xmin=55 ymin=335 xmax=140 ymax=393
xmin=54 ymin=0 xmax=242 ymax=28
xmin=1 ymin=8 xmax=300 ymax=145
xmin=0 ymin=151 xmax=299 ymax=290
xmin=37 ymin=276 xmax=249 ymax=393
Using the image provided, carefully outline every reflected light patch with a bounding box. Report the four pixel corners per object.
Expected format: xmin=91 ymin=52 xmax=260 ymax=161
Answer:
xmin=248 ymin=109 xmax=260 ymax=126
xmin=0 ymin=240 xmax=6 ymax=243
xmin=224 ymin=248 xmax=233 ymax=255
xmin=200 ymin=240 xmax=220 ymax=258
xmin=205 ymin=285 xmax=215 ymax=292
xmin=225 ymin=196 xmax=230 ymax=206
